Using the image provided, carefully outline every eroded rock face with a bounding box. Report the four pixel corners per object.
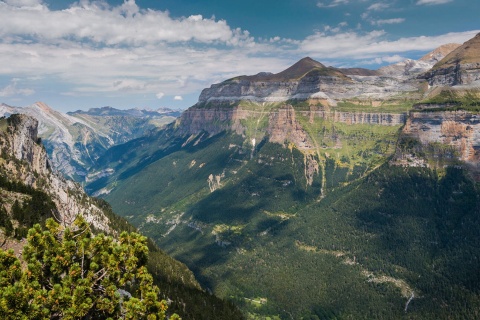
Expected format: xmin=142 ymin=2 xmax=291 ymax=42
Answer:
xmin=424 ymin=63 xmax=480 ymax=86
xmin=267 ymin=105 xmax=314 ymax=150
xmin=423 ymin=33 xmax=480 ymax=87
xmin=0 ymin=114 xmax=112 ymax=232
xmin=397 ymin=111 xmax=480 ymax=174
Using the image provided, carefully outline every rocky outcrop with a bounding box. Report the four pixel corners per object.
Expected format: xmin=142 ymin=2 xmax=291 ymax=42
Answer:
xmin=394 ymin=111 xmax=480 ymax=176
xmin=378 ymin=43 xmax=460 ymax=77
xmin=423 ymin=33 xmax=480 ymax=87
xmin=267 ymin=105 xmax=314 ymax=150
xmin=0 ymin=114 xmax=112 ymax=231
xmin=0 ymin=103 xmax=179 ymax=182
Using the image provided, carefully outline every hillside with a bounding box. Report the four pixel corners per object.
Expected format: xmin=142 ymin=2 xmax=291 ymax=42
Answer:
xmin=198 ymin=57 xmax=421 ymax=105
xmin=0 ymin=114 xmax=243 ymax=320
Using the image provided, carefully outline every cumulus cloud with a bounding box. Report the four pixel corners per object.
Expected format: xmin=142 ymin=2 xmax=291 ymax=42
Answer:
xmin=371 ymin=18 xmax=406 ymax=26
xmin=300 ymin=30 xmax=479 ymax=59
xmin=367 ymin=3 xmax=390 ymax=11
xmin=0 ymin=0 xmax=252 ymax=46
xmin=0 ymin=79 xmax=34 ymax=97
xmin=174 ymin=96 xmax=183 ymax=101
xmin=317 ymin=0 xmax=349 ymax=8
xmin=0 ymin=0 xmax=477 ymax=108
xmin=417 ymin=0 xmax=452 ymax=4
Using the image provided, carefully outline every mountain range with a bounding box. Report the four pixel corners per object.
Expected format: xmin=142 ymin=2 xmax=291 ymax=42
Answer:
xmin=2 ymin=32 xmax=480 ymax=319
xmin=0 ymin=103 xmax=180 ymax=182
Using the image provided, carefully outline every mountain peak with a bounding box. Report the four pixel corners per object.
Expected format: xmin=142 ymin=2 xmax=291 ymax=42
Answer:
xmin=419 ymin=43 xmax=461 ymax=62
xmin=432 ymin=33 xmax=480 ymax=70
xmin=236 ymin=57 xmax=344 ymax=82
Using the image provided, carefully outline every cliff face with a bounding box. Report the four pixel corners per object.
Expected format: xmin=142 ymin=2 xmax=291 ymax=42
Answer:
xmin=0 ymin=103 xmax=178 ymax=182
xmin=0 ymin=114 xmax=112 ymax=231
xmin=423 ymin=33 xmax=480 ymax=87
xmin=198 ymin=57 xmax=419 ymax=105
xmin=177 ymin=103 xmax=406 ymax=141
xmin=393 ymin=111 xmax=480 ymax=177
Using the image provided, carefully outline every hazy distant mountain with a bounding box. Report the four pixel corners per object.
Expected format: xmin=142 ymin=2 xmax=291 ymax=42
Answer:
xmin=0 ymin=103 xmax=180 ymax=181
xmin=377 ymin=43 xmax=461 ymax=77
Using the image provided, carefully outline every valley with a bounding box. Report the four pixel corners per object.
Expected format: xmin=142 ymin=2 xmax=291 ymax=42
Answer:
xmin=1 ymin=30 xmax=480 ymax=319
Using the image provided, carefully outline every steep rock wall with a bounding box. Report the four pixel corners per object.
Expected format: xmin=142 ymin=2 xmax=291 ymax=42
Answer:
xmin=0 ymin=115 xmax=112 ymax=231
xmin=395 ymin=111 xmax=480 ymax=175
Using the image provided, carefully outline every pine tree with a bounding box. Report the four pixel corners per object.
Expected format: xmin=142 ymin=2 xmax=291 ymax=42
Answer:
xmin=0 ymin=217 xmax=180 ymax=320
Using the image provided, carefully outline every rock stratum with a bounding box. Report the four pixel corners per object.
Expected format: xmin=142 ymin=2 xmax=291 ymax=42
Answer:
xmin=0 ymin=103 xmax=179 ymax=181
xmin=0 ymin=114 xmax=112 ymax=231
xmin=423 ymin=33 xmax=480 ymax=86
xmin=198 ymin=57 xmax=420 ymax=105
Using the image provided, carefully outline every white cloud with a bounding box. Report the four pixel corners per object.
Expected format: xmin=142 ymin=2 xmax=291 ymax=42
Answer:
xmin=3 ymin=0 xmax=44 ymax=8
xmin=0 ymin=79 xmax=34 ymax=97
xmin=417 ymin=0 xmax=452 ymax=5
xmin=174 ymin=96 xmax=183 ymax=101
xmin=0 ymin=0 xmax=252 ymax=46
xmin=300 ymin=30 xmax=479 ymax=59
xmin=317 ymin=0 xmax=349 ymax=8
xmin=0 ymin=0 xmax=477 ymax=108
xmin=371 ymin=18 xmax=406 ymax=26
xmin=367 ymin=3 xmax=390 ymax=11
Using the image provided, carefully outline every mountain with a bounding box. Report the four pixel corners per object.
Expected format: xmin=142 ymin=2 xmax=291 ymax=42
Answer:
xmin=0 ymin=113 xmax=243 ymax=320
xmin=0 ymin=103 xmax=180 ymax=181
xmin=81 ymin=34 xmax=480 ymax=318
xmin=5 ymin=34 xmax=479 ymax=318
xmin=423 ymin=32 xmax=480 ymax=86
xmin=378 ymin=43 xmax=461 ymax=77
xmin=198 ymin=57 xmax=421 ymax=106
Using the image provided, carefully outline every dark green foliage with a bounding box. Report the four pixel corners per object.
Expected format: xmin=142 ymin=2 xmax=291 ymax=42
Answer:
xmin=97 ymin=199 xmax=245 ymax=320
xmin=0 ymin=218 xmax=177 ymax=320
xmin=0 ymin=173 xmax=57 ymax=238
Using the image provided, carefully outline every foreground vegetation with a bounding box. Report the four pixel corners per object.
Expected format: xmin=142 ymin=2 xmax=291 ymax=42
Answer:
xmin=0 ymin=217 xmax=177 ymax=319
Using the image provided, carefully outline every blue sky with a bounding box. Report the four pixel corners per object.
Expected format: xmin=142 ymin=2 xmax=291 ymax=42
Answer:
xmin=0 ymin=0 xmax=478 ymax=111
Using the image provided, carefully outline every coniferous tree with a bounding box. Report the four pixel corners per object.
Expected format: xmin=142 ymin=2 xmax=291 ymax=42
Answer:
xmin=0 ymin=217 xmax=180 ymax=320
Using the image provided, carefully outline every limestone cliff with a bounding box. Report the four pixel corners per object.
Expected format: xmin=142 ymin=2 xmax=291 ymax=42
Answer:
xmin=393 ymin=110 xmax=480 ymax=178
xmin=423 ymin=33 xmax=480 ymax=87
xmin=198 ymin=57 xmax=418 ymax=105
xmin=0 ymin=114 xmax=112 ymax=231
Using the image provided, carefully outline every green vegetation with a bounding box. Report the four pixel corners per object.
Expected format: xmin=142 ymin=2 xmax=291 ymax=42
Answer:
xmin=0 ymin=217 xmax=178 ymax=319
xmin=335 ymin=100 xmax=413 ymax=113
xmin=94 ymin=101 xmax=480 ymax=318
xmin=0 ymin=173 xmax=57 ymax=239
xmin=418 ymin=89 xmax=480 ymax=111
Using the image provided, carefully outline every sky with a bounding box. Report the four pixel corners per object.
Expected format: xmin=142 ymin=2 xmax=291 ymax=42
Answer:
xmin=0 ymin=0 xmax=479 ymax=112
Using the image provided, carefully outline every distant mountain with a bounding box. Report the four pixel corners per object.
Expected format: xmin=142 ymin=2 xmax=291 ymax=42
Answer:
xmin=0 ymin=103 xmax=180 ymax=181
xmin=423 ymin=33 xmax=480 ymax=86
xmin=377 ymin=43 xmax=461 ymax=77
xmin=198 ymin=56 xmax=420 ymax=105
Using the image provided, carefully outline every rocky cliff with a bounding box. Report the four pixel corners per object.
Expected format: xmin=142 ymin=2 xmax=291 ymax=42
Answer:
xmin=198 ymin=57 xmax=419 ymax=105
xmin=0 ymin=114 xmax=112 ymax=231
xmin=378 ymin=43 xmax=460 ymax=77
xmin=0 ymin=103 xmax=179 ymax=182
xmin=423 ymin=33 xmax=480 ymax=87
xmin=393 ymin=110 xmax=480 ymax=177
